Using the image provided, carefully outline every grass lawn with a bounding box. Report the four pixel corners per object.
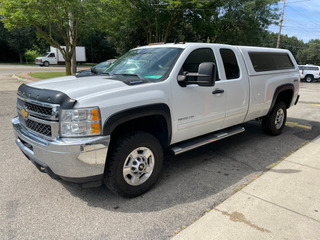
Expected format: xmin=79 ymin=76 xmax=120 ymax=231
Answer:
xmin=28 ymin=72 xmax=67 ymax=79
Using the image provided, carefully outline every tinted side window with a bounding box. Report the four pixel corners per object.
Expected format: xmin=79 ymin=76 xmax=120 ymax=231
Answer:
xmin=249 ymin=52 xmax=294 ymax=72
xmin=305 ymin=66 xmax=318 ymax=71
xmin=220 ymin=49 xmax=240 ymax=79
xmin=182 ymin=48 xmax=215 ymax=73
xmin=181 ymin=48 xmax=219 ymax=81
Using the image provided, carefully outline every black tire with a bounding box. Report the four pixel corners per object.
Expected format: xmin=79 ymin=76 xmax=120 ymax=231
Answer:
xmin=262 ymin=102 xmax=287 ymax=136
xmin=44 ymin=61 xmax=50 ymax=67
xmin=305 ymin=75 xmax=314 ymax=83
xmin=104 ymin=131 xmax=163 ymax=198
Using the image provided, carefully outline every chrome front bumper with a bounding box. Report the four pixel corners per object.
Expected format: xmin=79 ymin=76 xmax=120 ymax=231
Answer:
xmin=12 ymin=117 xmax=110 ymax=182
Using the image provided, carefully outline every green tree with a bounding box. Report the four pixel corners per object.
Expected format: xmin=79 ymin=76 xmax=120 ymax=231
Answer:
xmin=296 ymin=40 xmax=320 ymax=65
xmin=0 ymin=0 xmax=104 ymax=75
xmin=188 ymin=0 xmax=280 ymax=45
xmin=262 ymin=32 xmax=305 ymax=58
xmin=104 ymin=0 xmax=280 ymax=52
xmin=80 ymin=31 xmax=117 ymax=63
xmin=7 ymin=27 xmax=37 ymax=63
xmin=25 ymin=49 xmax=40 ymax=64
xmin=0 ymin=21 xmax=16 ymax=62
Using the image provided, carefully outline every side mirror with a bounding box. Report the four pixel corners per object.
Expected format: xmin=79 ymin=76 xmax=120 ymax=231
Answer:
xmin=197 ymin=62 xmax=216 ymax=87
xmin=177 ymin=62 xmax=216 ymax=87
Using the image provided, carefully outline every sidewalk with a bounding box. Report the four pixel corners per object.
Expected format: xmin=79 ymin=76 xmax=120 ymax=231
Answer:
xmin=172 ymin=136 xmax=320 ymax=240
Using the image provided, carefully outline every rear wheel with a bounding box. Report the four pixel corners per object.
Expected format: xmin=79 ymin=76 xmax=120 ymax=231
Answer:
xmin=262 ymin=102 xmax=287 ymax=136
xmin=104 ymin=131 xmax=163 ymax=198
xmin=305 ymin=75 xmax=314 ymax=83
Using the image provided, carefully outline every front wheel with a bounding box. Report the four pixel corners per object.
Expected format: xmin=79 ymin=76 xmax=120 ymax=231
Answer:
xmin=262 ymin=102 xmax=287 ymax=136
xmin=44 ymin=61 xmax=50 ymax=67
xmin=104 ymin=131 xmax=163 ymax=198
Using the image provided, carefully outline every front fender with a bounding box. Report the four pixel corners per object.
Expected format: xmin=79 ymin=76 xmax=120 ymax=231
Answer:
xmin=103 ymin=103 xmax=172 ymax=143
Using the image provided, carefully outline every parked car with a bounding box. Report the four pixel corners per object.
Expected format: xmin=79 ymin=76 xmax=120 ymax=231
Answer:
xmin=76 ymin=59 xmax=117 ymax=77
xmin=298 ymin=65 xmax=320 ymax=82
xmin=12 ymin=43 xmax=300 ymax=197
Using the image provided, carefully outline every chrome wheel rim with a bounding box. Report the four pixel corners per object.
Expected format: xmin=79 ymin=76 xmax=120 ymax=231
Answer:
xmin=123 ymin=147 xmax=155 ymax=186
xmin=275 ymin=108 xmax=284 ymax=129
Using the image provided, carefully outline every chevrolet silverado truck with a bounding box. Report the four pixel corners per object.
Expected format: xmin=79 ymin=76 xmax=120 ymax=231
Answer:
xmin=12 ymin=43 xmax=300 ymax=197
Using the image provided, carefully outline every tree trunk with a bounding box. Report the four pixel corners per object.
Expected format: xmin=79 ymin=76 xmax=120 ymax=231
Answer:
xmin=71 ymin=52 xmax=77 ymax=75
xmin=19 ymin=53 xmax=23 ymax=64
xmin=65 ymin=60 xmax=72 ymax=75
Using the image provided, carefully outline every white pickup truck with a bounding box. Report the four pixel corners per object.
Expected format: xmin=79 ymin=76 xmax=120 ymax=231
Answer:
xmin=12 ymin=43 xmax=300 ymax=197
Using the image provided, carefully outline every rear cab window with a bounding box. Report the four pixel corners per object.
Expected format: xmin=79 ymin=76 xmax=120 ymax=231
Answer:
xmin=220 ymin=48 xmax=240 ymax=79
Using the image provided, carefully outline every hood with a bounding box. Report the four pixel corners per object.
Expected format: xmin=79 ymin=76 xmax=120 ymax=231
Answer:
xmin=28 ymin=75 xmax=130 ymax=101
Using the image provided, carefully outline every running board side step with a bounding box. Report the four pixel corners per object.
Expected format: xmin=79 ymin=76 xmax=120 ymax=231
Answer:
xmin=171 ymin=126 xmax=245 ymax=155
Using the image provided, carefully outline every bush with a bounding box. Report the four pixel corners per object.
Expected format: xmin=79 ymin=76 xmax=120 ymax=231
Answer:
xmin=24 ymin=49 xmax=40 ymax=64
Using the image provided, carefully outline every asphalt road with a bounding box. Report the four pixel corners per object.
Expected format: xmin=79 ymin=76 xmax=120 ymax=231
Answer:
xmin=0 ymin=64 xmax=90 ymax=75
xmin=1 ymin=66 xmax=320 ymax=240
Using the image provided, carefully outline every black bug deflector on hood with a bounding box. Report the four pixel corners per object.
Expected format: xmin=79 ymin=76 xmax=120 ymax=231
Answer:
xmin=18 ymin=83 xmax=77 ymax=109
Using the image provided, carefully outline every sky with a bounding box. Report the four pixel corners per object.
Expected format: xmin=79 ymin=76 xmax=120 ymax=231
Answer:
xmin=268 ymin=0 xmax=320 ymax=43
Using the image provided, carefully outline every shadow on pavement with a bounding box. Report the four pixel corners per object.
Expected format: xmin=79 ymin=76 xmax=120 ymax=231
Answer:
xmin=62 ymin=118 xmax=320 ymax=213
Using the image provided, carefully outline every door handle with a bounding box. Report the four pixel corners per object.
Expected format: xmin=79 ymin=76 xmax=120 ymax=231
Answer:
xmin=212 ymin=89 xmax=224 ymax=94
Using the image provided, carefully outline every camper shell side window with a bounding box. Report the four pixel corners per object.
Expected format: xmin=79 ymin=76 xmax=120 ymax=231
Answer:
xmin=249 ymin=52 xmax=294 ymax=72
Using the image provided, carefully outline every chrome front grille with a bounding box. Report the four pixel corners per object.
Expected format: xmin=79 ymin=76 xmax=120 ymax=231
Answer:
xmin=17 ymin=96 xmax=59 ymax=139
xmin=25 ymin=102 xmax=52 ymax=116
xmin=26 ymin=119 xmax=52 ymax=137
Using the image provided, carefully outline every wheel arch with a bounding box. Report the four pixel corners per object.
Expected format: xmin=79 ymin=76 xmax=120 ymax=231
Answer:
xmin=268 ymin=84 xmax=294 ymax=114
xmin=103 ymin=104 xmax=172 ymax=148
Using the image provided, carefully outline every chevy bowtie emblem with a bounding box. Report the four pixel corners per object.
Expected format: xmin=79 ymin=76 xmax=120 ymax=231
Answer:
xmin=21 ymin=108 xmax=28 ymax=119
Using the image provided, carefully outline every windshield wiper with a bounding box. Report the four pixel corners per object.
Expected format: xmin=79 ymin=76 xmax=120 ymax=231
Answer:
xmin=113 ymin=73 xmax=142 ymax=79
xmin=102 ymin=72 xmax=110 ymax=75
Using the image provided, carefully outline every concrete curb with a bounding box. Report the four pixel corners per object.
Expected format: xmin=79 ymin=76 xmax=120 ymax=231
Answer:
xmin=11 ymin=74 xmax=33 ymax=83
xmin=172 ymin=135 xmax=320 ymax=240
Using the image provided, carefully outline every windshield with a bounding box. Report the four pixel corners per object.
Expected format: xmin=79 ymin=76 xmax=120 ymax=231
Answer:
xmin=105 ymin=47 xmax=183 ymax=81
xmin=42 ymin=52 xmax=50 ymax=57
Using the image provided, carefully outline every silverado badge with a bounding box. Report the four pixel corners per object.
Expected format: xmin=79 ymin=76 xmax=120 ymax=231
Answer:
xmin=21 ymin=108 xmax=28 ymax=119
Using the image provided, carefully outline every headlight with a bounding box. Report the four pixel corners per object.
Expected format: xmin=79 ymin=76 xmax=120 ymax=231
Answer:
xmin=60 ymin=107 xmax=101 ymax=137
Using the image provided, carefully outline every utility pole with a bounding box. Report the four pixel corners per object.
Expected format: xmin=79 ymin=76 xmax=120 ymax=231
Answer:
xmin=277 ymin=0 xmax=286 ymax=48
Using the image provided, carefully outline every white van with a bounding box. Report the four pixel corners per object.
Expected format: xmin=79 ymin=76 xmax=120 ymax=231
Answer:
xmin=35 ymin=46 xmax=86 ymax=67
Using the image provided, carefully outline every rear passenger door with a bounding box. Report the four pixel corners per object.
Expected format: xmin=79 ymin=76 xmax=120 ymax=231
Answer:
xmin=217 ymin=47 xmax=250 ymax=128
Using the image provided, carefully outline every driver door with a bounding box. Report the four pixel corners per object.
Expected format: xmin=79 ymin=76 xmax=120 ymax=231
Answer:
xmin=170 ymin=47 xmax=226 ymax=144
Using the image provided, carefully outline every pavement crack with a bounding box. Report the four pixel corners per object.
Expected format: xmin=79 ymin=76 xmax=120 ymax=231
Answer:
xmin=214 ymin=151 xmax=258 ymax=172
xmin=215 ymin=208 xmax=271 ymax=233
xmin=241 ymin=191 xmax=320 ymax=223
